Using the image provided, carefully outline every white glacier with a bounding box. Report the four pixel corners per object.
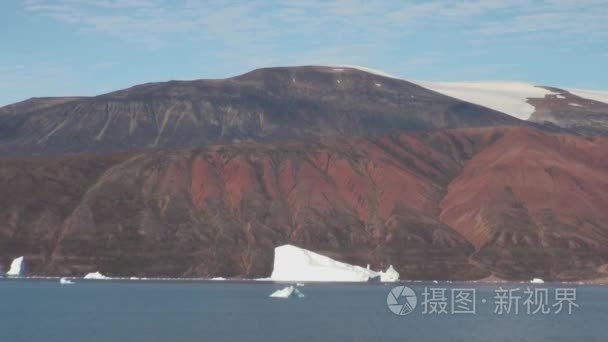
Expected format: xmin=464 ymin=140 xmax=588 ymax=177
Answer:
xmin=413 ymin=80 xmax=557 ymax=120
xmin=566 ymin=88 xmax=608 ymax=104
xmin=269 ymin=244 xmax=399 ymax=282
xmin=6 ymin=256 xmax=25 ymax=277
xmin=336 ymin=65 xmax=399 ymax=79
xmin=83 ymin=271 xmax=110 ymax=280
xmin=269 ymin=285 xmax=305 ymax=299
xmin=326 ymin=65 xmax=608 ymax=119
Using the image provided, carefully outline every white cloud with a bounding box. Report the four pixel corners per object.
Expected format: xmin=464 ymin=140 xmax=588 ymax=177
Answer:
xmin=4 ymin=0 xmax=605 ymax=105
xmin=20 ymin=0 xmax=607 ymax=51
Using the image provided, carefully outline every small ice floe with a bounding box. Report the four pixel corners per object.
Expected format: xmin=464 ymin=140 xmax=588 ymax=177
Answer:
xmin=210 ymin=277 xmax=226 ymax=281
xmin=269 ymin=286 xmax=305 ymax=299
xmin=59 ymin=277 xmax=75 ymax=285
xmin=432 ymin=280 xmax=439 ymax=284
xmin=296 ymin=283 xmax=305 ymax=287
xmin=83 ymin=271 xmax=110 ymax=280
xmin=530 ymin=278 xmax=545 ymax=284
xmin=6 ymin=256 xmax=25 ymax=277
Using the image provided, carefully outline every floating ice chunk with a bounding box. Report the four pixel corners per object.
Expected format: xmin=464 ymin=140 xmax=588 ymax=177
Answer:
xmin=296 ymin=283 xmax=305 ymax=287
xmin=210 ymin=277 xmax=226 ymax=281
xmin=59 ymin=277 xmax=75 ymax=285
xmin=380 ymin=265 xmax=399 ymax=282
xmin=530 ymin=278 xmax=544 ymax=284
xmin=254 ymin=277 xmax=272 ymax=281
xmin=6 ymin=256 xmax=25 ymax=277
xmin=269 ymin=286 xmax=305 ymax=299
xmin=84 ymin=271 xmax=109 ymax=280
xmin=270 ymin=245 xmax=400 ymax=282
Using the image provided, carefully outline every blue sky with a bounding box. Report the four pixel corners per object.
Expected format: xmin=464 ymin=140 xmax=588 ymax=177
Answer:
xmin=1 ymin=0 xmax=607 ymax=106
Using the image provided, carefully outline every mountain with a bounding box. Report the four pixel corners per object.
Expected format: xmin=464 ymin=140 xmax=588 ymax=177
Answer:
xmin=2 ymin=126 xmax=607 ymax=281
xmin=1 ymin=65 xmax=607 ymax=281
xmin=416 ymin=80 xmax=608 ymax=135
xmin=0 ymin=66 xmax=520 ymax=156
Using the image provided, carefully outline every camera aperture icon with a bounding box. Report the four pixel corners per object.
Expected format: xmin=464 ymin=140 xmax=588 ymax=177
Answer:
xmin=387 ymin=286 xmax=417 ymax=315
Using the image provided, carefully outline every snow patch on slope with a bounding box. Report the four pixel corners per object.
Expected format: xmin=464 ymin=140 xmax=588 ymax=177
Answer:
xmin=270 ymin=245 xmax=399 ymax=282
xmin=414 ymin=81 xmax=557 ymax=120
xmin=333 ymin=65 xmax=399 ymax=79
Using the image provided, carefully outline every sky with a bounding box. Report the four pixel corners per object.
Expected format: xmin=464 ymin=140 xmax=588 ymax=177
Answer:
xmin=1 ymin=0 xmax=607 ymax=106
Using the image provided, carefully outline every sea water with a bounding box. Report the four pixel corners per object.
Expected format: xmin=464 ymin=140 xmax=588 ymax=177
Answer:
xmin=0 ymin=279 xmax=606 ymax=342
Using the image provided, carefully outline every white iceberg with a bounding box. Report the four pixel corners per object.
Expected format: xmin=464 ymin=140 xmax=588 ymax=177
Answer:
xmin=530 ymin=278 xmax=545 ymax=284
xmin=6 ymin=256 xmax=25 ymax=277
xmin=269 ymin=286 xmax=305 ymax=299
xmin=380 ymin=265 xmax=400 ymax=282
xmin=59 ymin=277 xmax=75 ymax=285
xmin=210 ymin=277 xmax=226 ymax=281
xmin=83 ymin=271 xmax=110 ymax=280
xmin=269 ymin=245 xmax=399 ymax=282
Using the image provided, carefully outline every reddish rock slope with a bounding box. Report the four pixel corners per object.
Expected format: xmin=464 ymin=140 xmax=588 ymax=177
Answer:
xmin=1 ymin=127 xmax=607 ymax=280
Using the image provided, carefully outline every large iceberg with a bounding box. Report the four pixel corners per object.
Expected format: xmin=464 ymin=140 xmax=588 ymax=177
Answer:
xmin=269 ymin=285 xmax=306 ymax=299
xmin=6 ymin=256 xmax=25 ymax=277
xmin=270 ymin=245 xmax=399 ymax=282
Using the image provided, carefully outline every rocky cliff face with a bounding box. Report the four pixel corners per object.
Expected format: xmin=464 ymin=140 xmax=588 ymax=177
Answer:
xmin=0 ymin=66 xmax=521 ymax=156
xmin=2 ymin=127 xmax=607 ymax=280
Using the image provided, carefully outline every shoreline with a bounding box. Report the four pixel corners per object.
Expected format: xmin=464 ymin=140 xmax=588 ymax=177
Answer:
xmin=1 ymin=275 xmax=607 ymax=286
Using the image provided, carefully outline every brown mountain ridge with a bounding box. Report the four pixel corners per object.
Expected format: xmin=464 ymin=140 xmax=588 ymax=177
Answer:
xmin=1 ymin=126 xmax=607 ymax=281
xmin=0 ymin=66 xmax=522 ymax=156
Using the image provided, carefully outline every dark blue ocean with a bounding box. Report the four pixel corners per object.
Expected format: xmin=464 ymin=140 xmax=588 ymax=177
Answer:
xmin=0 ymin=279 xmax=606 ymax=342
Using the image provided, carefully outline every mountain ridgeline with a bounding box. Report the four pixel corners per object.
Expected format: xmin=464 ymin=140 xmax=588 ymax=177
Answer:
xmin=0 ymin=66 xmax=521 ymax=156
